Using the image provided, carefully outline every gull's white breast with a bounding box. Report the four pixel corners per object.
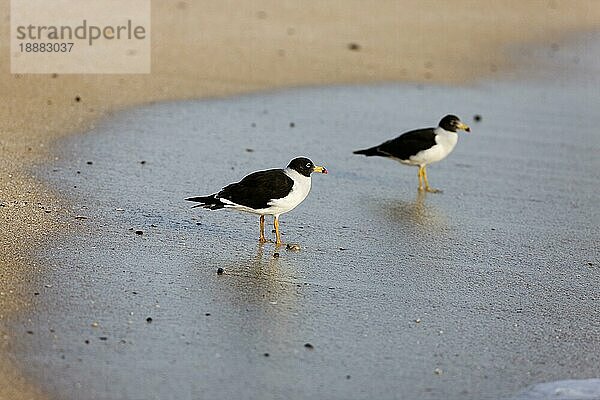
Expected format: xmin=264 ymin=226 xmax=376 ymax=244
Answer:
xmin=266 ymin=169 xmax=312 ymax=216
xmin=408 ymin=128 xmax=458 ymax=166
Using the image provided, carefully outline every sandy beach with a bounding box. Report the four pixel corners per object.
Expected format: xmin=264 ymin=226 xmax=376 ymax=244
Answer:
xmin=1 ymin=0 xmax=600 ymax=398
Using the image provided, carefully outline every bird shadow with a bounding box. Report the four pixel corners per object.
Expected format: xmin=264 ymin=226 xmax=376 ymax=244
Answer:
xmin=382 ymin=190 xmax=448 ymax=231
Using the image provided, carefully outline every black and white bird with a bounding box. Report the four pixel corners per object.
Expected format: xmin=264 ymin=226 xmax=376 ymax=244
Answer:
xmin=353 ymin=115 xmax=470 ymax=192
xmin=185 ymin=157 xmax=328 ymax=245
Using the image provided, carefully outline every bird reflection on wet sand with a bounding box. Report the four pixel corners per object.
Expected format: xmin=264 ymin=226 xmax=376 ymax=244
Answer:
xmin=217 ymin=243 xmax=300 ymax=308
xmin=384 ymin=191 xmax=447 ymax=230
xmin=204 ymin=244 xmax=305 ymax=369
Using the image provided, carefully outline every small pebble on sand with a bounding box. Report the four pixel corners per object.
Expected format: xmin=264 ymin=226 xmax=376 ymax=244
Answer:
xmin=286 ymin=244 xmax=301 ymax=251
xmin=217 ymin=267 xmax=224 ymax=275
xmin=304 ymin=343 xmax=314 ymax=350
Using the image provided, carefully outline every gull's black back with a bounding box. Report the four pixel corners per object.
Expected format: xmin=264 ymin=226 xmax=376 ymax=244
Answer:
xmin=354 ymin=128 xmax=437 ymax=161
xmin=217 ymin=169 xmax=294 ymax=209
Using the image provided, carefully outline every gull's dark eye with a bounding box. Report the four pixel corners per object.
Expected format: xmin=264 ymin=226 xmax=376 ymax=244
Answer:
xmin=306 ymin=163 xmax=311 ymax=168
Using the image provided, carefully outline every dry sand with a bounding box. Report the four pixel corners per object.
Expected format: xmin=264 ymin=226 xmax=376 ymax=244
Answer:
xmin=1 ymin=0 xmax=600 ymax=398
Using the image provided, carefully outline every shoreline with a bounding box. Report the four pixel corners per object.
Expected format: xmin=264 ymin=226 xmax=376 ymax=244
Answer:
xmin=2 ymin=0 xmax=600 ymax=398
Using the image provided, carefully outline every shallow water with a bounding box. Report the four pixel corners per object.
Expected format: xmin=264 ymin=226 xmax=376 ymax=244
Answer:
xmin=513 ymin=379 xmax=600 ymax=400
xmin=11 ymin=36 xmax=600 ymax=399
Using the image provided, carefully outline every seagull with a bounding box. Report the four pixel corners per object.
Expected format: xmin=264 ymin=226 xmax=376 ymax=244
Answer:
xmin=185 ymin=157 xmax=327 ymax=245
xmin=353 ymin=115 xmax=470 ymax=192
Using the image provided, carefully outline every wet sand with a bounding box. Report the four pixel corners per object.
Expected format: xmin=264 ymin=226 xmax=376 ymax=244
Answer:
xmin=6 ymin=34 xmax=598 ymax=399
xmin=2 ymin=0 xmax=600 ymax=398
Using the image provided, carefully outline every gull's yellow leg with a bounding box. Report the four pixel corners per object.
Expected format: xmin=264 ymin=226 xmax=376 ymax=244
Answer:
xmin=422 ymin=165 xmax=441 ymax=193
xmin=259 ymin=215 xmax=267 ymax=243
xmin=274 ymin=216 xmax=282 ymax=246
xmin=417 ymin=166 xmax=424 ymax=191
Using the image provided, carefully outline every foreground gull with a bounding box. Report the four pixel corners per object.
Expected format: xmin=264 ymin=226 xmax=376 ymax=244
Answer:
xmin=354 ymin=115 xmax=470 ymax=193
xmin=185 ymin=157 xmax=327 ymax=245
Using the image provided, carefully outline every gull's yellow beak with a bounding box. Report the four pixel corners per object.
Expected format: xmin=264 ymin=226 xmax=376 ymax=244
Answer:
xmin=458 ymin=122 xmax=471 ymax=132
xmin=313 ymin=165 xmax=328 ymax=174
